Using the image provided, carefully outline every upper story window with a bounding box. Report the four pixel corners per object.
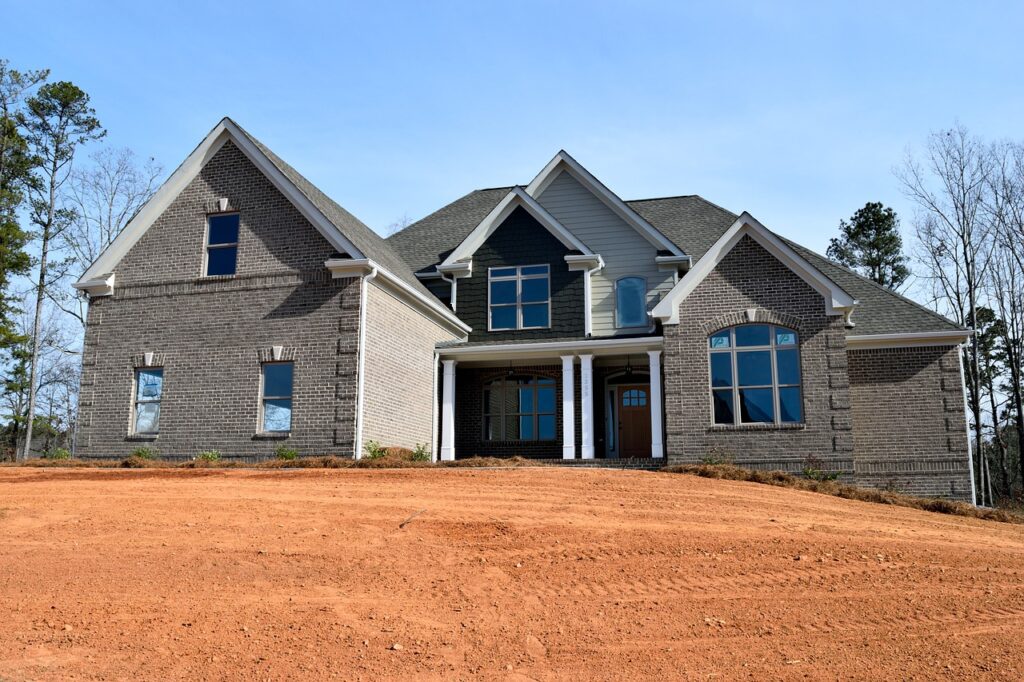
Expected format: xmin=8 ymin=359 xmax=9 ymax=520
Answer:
xmin=205 ymin=213 xmax=240 ymax=276
xmin=488 ymin=265 xmax=550 ymax=331
xmin=709 ymin=324 xmax=802 ymax=426
xmin=615 ymin=276 xmax=648 ymax=328
xmin=483 ymin=374 xmax=556 ymax=441
xmin=261 ymin=362 xmax=294 ymax=433
xmin=132 ymin=368 xmax=164 ymax=434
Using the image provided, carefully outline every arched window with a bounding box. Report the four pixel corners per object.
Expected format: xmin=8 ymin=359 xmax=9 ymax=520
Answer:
xmin=708 ymin=324 xmax=802 ymax=425
xmin=615 ymin=277 xmax=648 ymax=328
xmin=483 ymin=374 xmax=556 ymax=441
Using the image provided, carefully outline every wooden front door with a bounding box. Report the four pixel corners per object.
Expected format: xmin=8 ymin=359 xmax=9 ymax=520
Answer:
xmin=617 ymin=385 xmax=652 ymax=458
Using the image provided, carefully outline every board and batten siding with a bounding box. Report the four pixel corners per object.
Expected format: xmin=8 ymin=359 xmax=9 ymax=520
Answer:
xmin=535 ymin=170 xmax=675 ymax=337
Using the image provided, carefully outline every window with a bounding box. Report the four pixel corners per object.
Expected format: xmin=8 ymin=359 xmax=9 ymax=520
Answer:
xmin=489 ymin=265 xmax=550 ymax=330
xmin=483 ymin=375 xmax=556 ymax=441
xmin=615 ymin=277 xmax=648 ymax=328
xmin=261 ymin=362 xmax=294 ymax=432
xmin=709 ymin=325 xmax=802 ymax=425
xmin=205 ymin=213 xmax=239 ymax=276
xmin=133 ymin=368 xmax=163 ymax=434
xmin=622 ymin=388 xmax=647 ymax=407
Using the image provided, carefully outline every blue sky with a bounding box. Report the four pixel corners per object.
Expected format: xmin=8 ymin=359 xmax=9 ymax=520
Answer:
xmin=6 ymin=1 xmax=1023 ymax=256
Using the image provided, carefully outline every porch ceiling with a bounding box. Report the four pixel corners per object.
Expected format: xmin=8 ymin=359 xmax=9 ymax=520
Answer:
xmin=436 ymin=335 xmax=663 ymax=362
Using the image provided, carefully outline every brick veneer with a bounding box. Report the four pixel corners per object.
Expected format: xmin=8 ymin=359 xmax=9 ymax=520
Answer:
xmin=849 ymin=345 xmax=971 ymax=500
xmin=76 ymin=141 xmax=361 ymax=459
xmin=662 ymin=235 xmax=854 ymax=475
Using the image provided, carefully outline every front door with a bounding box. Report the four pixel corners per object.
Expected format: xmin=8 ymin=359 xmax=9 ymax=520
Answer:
xmin=617 ymin=385 xmax=652 ymax=458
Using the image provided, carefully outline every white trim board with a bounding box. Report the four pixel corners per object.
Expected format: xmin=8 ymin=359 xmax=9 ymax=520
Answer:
xmin=440 ymin=187 xmax=594 ymax=268
xmin=651 ymin=212 xmax=857 ymax=324
xmin=845 ymin=330 xmax=971 ymax=350
xmin=76 ymin=117 xmax=364 ymax=289
xmin=437 ymin=335 xmax=663 ymax=362
xmin=525 ymin=150 xmax=685 ymax=257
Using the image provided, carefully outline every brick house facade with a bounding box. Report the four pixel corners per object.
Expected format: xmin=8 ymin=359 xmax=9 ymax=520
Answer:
xmin=75 ymin=120 xmax=973 ymax=501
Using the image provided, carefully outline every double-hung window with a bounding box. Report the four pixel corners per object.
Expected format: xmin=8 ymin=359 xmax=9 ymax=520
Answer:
xmin=709 ymin=325 xmax=802 ymax=425
xmin=489 ymin=265 xmax=550 ymax=330
xmin=205 ymin=214 xmax=239 ymax=276
xmin=133 ymin=368 xmax=164 ymax=434
xmin=260 ymin=362 xmax=294 ymax=433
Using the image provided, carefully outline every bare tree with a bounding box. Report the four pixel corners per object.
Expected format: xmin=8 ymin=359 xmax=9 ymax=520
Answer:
xmin=56 ymin=147 xmax=162 ymax=325
xmin=898 ymin=125 xmax=994 ymax=505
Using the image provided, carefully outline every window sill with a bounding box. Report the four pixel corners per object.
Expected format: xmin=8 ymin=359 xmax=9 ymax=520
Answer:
xmin=126 ymin=434 xmax=159 ymax=441
xmin=253 ymin=432 xmax=291 ymax=440
xmin=708 ymin=423 xmax=806 ymax=433
xmin=196 ymin=274 xmax=236 ymax=283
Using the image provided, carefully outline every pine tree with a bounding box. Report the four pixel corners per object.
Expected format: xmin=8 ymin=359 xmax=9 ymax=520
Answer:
xmin=827 ymin=202 xmax=911 ymax=290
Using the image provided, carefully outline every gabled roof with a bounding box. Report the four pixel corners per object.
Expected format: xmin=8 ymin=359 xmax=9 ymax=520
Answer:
xmin=439 ymin=186 xmax=594 ymax=268
xmin=77 ymin=117 xmax=432 ymax=299
xmin=526 ymin=150 xmax=685 ymax=256
xmin=389 ymin=191 xmax=966 ymax=337
xmin=651 ymin=212 xmax=857 ymax=323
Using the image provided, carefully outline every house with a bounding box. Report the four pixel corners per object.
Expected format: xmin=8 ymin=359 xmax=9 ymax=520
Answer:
xmin=73 ymin=118 xmax=974 ymax=501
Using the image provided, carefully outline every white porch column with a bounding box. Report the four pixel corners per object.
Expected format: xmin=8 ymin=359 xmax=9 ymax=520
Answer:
xmin=440 ymin=360 xmax=457 ymax=461
xmin=561 ymin=355 xmax=576 ymax=459
xmin=580 ymin=354 xmax=595 ymax=459
xmin=648 ymin=350 xmax=664 ymax=459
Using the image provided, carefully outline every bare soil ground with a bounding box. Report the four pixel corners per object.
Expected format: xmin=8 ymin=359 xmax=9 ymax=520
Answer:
xmin=1 ymin=467 xmax=1022 ymax=680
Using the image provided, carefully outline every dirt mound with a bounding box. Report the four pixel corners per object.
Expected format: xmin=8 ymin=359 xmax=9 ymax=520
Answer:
xmin=1 ymin=467 xmax=1022 ymax=680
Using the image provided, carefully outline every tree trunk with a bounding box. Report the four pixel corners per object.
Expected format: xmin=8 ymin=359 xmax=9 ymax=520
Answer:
xmin=986 ymin=372 xmax=1010 ymax=496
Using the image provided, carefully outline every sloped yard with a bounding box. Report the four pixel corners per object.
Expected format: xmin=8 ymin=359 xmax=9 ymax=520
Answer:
xmin=0 ymin=467 xmax=1022 ymax=680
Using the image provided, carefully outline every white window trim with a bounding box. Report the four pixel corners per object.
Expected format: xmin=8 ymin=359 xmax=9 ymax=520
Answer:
xmin=131 ymin=367 xmax=164 ymax=435
xmin=708 ymin=325 xmax=803 ymax=426
xmin=487 ymin=264 xmax=551 ymax=331
xmin=614 ymin=276 xmax=649 ymax=329
xmin=259 ymin=361 xmax=295 ymax=434
xmin=203 ymin=212 xmax=240 ymax=278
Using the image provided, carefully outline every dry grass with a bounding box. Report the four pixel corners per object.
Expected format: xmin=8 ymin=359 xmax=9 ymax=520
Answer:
xmin=665 ymin=463 xmax=1024 ymax=525
xmin=7 ymin=454 xmax=541 ymax=470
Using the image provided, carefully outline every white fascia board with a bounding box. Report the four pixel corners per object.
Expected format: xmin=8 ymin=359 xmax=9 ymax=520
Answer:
xmin=438 ymin=335 xmax=663 ymax=362
xmin=77 ymin=118 xmax=363 ymax=290
xmin=440 ymin=187 xmax=593 ymax=268
xmin=326 ymin=258 xmax=471 ymax=336
xmin=846 ymin=330 xmax=972 ymax=350
xmin=525 ymin=150 xmax=685 ymax=257
xmin=564 ymin=253 xmax=604 ymax=271
xmin=652 ymin=212 xmax=857 ymax=325
xmin=71 ymin=272 xmax=115 ymax=297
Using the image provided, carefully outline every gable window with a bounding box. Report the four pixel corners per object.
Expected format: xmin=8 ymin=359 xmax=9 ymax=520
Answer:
xmin=615 ymin=277 xmax=648 ymax=328
xmin=132 ymin=368 xmax=164 ymax=434
xmin=488 ymin=265 xmax=550 ymax=331
xmin=205 ymin=213 xmax=240 ymax=276
xmin=483 ymin=375 xmax=556 ymax=441
xmin=260 ymin=362 xmax=294 ymax=432
xmin=709 ymin=325 xmax=802 ymax=425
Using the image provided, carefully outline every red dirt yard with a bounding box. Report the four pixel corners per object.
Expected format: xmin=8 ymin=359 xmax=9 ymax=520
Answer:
xmin=1 ymin=467 xmax=1022 ymax=680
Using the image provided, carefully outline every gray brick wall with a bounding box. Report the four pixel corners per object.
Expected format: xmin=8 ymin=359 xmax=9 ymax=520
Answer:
xmin=361 ymin=281 xmax=459 ymax=452
xmin=662 ymin=235 xmax=854 ymax=476
xmin=76 ymin=140 xmax=361 ymax=460
xmin=849 ymin=345 xmax=972 ymax=501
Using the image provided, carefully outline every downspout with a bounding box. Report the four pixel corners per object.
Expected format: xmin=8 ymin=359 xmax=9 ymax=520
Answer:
xmin=959 ymin=344 xmax=977 ymax=506
xmin=441 ymin=273 xmax=457 ymax=311
xmin=583 ymin=262 xmax=601 ymax=337
xmin=430 ymin=350 xmax=440 ymax=462
xmin=353 ymin=265 xmax=379 ymax=459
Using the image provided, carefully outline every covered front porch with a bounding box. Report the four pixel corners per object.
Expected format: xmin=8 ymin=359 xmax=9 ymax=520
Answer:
xmin=436 ymin=337 xmax=665 ymax=462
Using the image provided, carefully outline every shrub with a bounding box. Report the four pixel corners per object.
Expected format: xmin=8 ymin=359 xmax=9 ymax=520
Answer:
xmin=130 ymin=446 xmax=156 ymax=460
xmin=802 ymin=454 xmax=840 ymax=482
xmin=275 ymin=445 xmax=299 ymax=461
xmin=48 ymin=448 xmax=72 ymax=460
xmin=411 ymin=443 xmax=431 ymax=462
xmin=195 ymin=450 xmax=222 ymax=462
xmin=363 ymin=440 xmax=387 ymax=460
xmin=700 ymin=447 xmax=733 ymax=466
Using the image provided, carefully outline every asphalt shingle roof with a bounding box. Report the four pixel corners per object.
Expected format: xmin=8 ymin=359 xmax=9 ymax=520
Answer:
xmin=233 ymin=120 xmax=433 ymax=298
xmin=387 ymin=188 xmax=963 ymax=336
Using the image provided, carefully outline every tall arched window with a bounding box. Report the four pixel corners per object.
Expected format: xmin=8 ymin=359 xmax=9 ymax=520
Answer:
xmin=483 ymin=374 xmax=556 ymax=441
xmin=708 ymin=324 xmax=802 ymax=425
xmin=615 ymin=277 xmax=647 ymax=328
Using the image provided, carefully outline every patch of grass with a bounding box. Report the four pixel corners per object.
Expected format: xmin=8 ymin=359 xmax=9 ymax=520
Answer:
xmin=664 ymin=463 xmax=1024 ymax=525
xmin=258 ymin=456 xmax=354 ymax=469
xmin=195 ymin=450 xmax=222 ymax=463
xmin=363 ymin=441 xmax=387 ymax=460
xmin=130 ymin=446 xmax=157 ymax=460
xmin=442 ymin=456 xmax=536 ymax=468
xmin=47 ymin=448 xmax=72 ymax=460
xmin=274 ymin=445 xmax=299 ymax=461
xmin=411 ymin=444 xmax=431 ymax=462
